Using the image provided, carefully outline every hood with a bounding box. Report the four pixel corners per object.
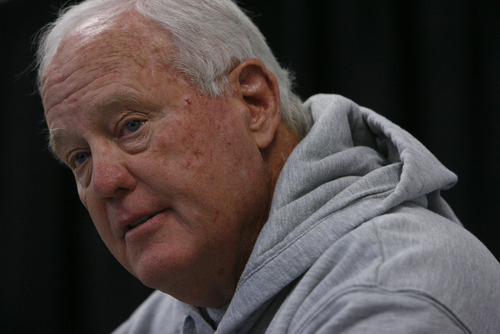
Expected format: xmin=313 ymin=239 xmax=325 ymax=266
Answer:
xmin=217 ymin=94 xmax=459 ymax=333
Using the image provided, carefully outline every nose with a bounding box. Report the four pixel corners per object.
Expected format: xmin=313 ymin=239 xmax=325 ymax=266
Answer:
xmin=90 ymin=145 xmax=136 ymax=199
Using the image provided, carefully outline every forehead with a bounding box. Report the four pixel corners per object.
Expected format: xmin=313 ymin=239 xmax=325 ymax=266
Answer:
xmin=41 ymin=11 xmax=172 ymax=110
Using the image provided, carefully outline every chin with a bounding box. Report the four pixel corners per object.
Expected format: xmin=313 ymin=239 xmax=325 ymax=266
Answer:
xmin=131 ymin=245 xmax=199 ymax=297
xmin=133 ymin=248 xmax=184 ymax=288
xmin=132 ymin=247 xmax=230 ymax=307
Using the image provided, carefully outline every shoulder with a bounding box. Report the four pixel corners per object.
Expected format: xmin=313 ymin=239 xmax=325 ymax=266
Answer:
xmin=370 ymin=205 xmax=500 ymax=333
xmin=369 ymin=204 xmax=500 ymax=293
xmin=271 ymin=204 xmax=500 ymax=333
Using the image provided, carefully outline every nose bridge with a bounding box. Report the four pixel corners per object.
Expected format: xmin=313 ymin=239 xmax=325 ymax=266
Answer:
xmin=91 ymin=142 xmax=134 ymax=198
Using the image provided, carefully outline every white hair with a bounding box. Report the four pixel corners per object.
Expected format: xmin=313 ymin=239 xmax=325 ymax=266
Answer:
xmin=37 ymin=0 xmax=312 ymax=136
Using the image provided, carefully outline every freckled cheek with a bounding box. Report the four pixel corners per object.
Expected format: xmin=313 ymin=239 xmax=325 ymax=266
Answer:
xmin=151 ymin=125 xmax=208 ymax=169
xmin=150 ymin=132 xmax=176 ymax=163
xmin=149 ymin=114 xmax=251 ymax=187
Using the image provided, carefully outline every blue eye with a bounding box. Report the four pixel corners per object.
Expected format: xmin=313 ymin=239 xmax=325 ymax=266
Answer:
xmin=125 ymin=120 xmax=143 ymax=133
xmin=74 ymin=152 xmax=90 ymax=167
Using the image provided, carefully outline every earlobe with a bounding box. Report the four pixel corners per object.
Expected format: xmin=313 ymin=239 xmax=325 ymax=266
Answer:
xmin=229 ymin=58 xmax=281 ymax=149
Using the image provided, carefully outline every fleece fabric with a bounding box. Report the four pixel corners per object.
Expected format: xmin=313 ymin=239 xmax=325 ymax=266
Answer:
xmin=114 ymin=94 xmax=500 ymax=334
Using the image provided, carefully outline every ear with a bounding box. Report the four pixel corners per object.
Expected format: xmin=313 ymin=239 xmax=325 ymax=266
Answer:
xmin=228 ymin=58 xmax=281 ymax=149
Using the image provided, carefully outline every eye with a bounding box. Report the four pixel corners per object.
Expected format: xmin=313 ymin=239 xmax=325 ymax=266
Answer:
xmin=72 ymin=151 xmax=91 ymax=168
xmin=121 ymin=119 xmax=144 ymax=136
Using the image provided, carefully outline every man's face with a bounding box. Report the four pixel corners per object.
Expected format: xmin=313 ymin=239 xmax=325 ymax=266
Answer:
xmin=41 ymin=13 xmax=273 ymax=306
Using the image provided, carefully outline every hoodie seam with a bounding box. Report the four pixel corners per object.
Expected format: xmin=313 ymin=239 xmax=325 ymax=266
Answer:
xmin=294 ymin=285 xmax=472 ymax=333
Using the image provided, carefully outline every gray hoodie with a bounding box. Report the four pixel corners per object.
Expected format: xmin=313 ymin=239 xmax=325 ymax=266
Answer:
xmin=114 ymin=94 xmax=500 ymax=333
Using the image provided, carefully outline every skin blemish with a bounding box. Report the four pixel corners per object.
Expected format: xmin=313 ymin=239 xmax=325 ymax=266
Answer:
xmin=182 ymin=154 xmax=193 ymax=168
xmin=212 ymin=210 xmax=219 ymax=224
xmin=193 ymin=149 xmax=203 ymax=158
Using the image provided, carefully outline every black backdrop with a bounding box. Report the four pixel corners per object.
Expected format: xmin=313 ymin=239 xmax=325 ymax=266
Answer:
xmin=1 ymin=0 xmax=499 ymax=332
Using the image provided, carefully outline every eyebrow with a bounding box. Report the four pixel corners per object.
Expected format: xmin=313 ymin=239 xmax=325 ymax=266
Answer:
xmin=95 ymin=94 xmax=143 ymax=112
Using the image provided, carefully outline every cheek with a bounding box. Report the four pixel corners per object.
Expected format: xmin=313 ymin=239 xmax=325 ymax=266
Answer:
xmin=178 ymin=131 xmax=215 ymax=171
xmin=76 ymin=182 xmax=87 ymax=208
xmin=86 ymin=200 xmax=128 ymax=269
xmin=148 ymin=99 xmax=264 ymax=202
xmin=152 ymin=115 xmax=217 ymax=171
xmin=84 ymin=198 xmax=107 ymax=235
xmin=78 ymin=186 xmax=113 ymax=246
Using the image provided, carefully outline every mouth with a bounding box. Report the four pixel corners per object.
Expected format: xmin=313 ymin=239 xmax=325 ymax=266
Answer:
xmin=127 ymin=215 xmax=154 ymax=231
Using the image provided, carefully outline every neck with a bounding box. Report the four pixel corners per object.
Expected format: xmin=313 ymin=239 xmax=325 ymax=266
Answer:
xmin=262 ymin=122 xmax=302 ymax=192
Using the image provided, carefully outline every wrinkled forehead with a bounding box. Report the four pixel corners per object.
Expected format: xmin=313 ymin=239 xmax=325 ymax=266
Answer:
xmin=41 ymin=11 xmax=173 ymax=104
xmin=64 ymin=10 xmax=169 ymax=55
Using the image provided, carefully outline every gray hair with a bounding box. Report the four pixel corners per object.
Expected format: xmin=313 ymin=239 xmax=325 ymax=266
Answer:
xmin=37 ymin=0 xmax=312 ymax=136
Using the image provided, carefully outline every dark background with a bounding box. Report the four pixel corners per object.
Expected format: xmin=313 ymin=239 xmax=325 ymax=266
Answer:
xmin=1 ymin=0 xmax=498 ymax=332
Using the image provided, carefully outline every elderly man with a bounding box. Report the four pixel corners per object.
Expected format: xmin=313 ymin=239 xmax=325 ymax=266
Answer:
xmin=39 ymin=0 xmax=500 ymax=333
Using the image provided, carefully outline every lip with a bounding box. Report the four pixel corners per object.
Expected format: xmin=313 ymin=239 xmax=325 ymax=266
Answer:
xmin=118 ymin=209 xmax=169 ymax=235
xmin=127 ymin=215 xmax=154 ymax=230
